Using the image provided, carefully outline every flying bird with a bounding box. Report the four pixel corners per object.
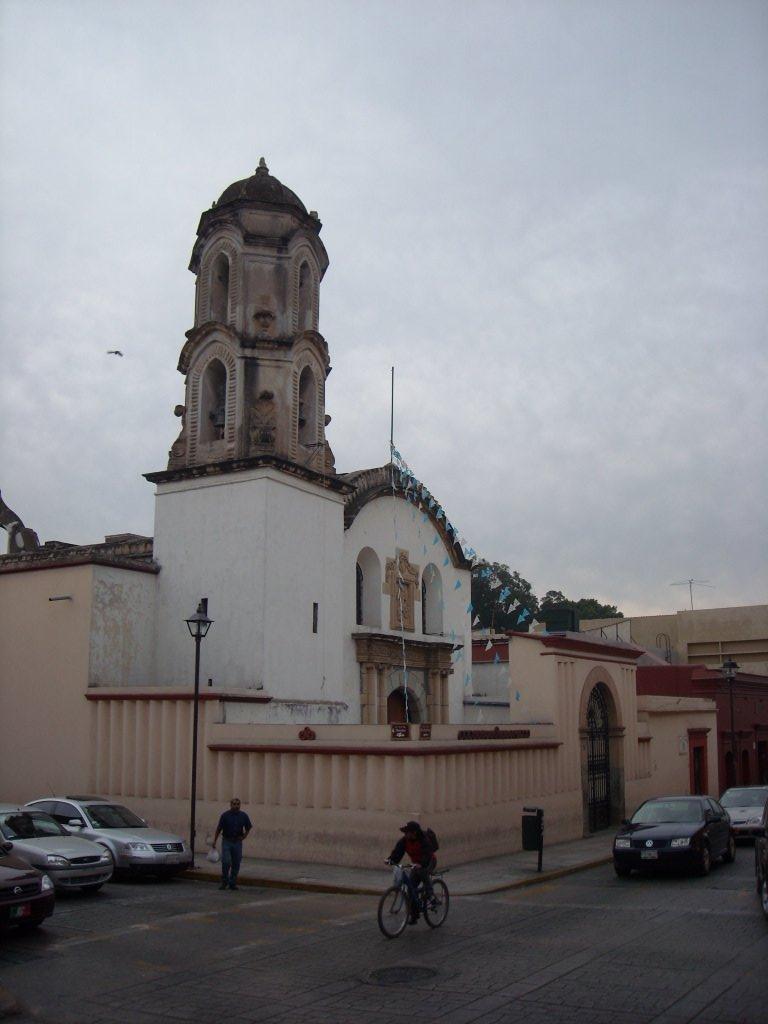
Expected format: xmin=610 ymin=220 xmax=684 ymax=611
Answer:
xmin=106 ymin=350 xmax=123 ymax=357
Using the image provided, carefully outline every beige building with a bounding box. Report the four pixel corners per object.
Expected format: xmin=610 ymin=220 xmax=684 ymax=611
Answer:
xmin=581 ymin=605 xmax=768 ymax=676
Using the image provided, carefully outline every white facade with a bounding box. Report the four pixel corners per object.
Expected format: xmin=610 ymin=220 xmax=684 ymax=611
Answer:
xmin=343 ymin=491 xmax=472 ymax=723
xmin=152 ymin=466 xmax=347 ymax=714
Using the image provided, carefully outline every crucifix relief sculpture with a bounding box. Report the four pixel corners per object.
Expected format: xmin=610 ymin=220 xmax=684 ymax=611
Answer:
xmin=383 ymin=549 xmax=420 ymax=632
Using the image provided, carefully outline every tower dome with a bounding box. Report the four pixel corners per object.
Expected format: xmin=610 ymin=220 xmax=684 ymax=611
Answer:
xmin=215 ymin=158 xmax=309 ymax=215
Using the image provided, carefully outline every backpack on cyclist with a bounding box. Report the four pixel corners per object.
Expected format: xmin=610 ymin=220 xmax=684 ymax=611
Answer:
xmin=424 ymin=827 xmax=439 ymax=852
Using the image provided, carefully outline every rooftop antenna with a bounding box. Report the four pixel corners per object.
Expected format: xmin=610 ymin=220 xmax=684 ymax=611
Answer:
xmin=670 ymin=579 xmax=714 ymax=611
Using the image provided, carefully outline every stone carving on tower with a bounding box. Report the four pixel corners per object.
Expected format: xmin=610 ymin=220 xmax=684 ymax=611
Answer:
xmin=167 ymin=158 xmax=335 ymax=475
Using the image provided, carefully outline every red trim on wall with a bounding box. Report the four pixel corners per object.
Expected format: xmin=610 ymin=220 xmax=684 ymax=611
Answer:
xmin=0 ymin=557 xmax=159 ymax=576
xmin=207 ymin=740 xmax=562 ymax=758
xmin=85 ymin=691 xmax=273 ymax=704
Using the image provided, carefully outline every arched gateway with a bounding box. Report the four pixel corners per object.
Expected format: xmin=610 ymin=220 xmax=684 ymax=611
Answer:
xmin=580 ymin=672 xmax=625 ymax=833
xmin=586 ymin=685 xmax=611 ymax=831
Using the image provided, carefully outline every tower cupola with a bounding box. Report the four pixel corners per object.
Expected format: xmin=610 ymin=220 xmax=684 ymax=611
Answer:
xmin=167 ymin=159 xmax=334 ymax=475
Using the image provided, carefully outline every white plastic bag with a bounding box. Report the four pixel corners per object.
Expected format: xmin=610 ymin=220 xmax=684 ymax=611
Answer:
xmin=206 ymin=845 xmax=220 ymax=864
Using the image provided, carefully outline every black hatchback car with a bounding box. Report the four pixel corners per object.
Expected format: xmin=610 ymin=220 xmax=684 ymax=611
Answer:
xmin=0 ymin=840 xmax=55 ymax=930
xmin=613 ymin=795 xmax=736 ymax=877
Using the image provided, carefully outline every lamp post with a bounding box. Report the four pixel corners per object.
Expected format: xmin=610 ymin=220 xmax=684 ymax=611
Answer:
xmin=722 ymin=656 xmax=739 ymax=787
xmin=185 ymin=598 xmax=213 ymax=867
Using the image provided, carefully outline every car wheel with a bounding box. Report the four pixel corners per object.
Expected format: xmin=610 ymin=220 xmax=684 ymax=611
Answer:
xmin=614 ymin=863 xmax=631 ymax=879
xmin=698 ymin=843 xmax=711 ymax=876
xmin=722 ymin=836 xmax=736 ymax=864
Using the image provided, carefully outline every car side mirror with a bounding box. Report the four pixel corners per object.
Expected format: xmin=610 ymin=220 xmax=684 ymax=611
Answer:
xmin=621 ymin=819 xmax=630 ymax=827
xmin=67 ymin=818 xmax=84 ymax=828
xmin=0 ymin=840 xmax=13 ymax=855
xmin=704 ymin=811 xmax=715 ymax=823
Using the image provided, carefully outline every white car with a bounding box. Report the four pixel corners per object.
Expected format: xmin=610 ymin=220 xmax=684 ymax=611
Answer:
xmin=25 ymin=797 xmax=191 ymax=877
xmin=0 ymin=806 xmax=113 ymax=892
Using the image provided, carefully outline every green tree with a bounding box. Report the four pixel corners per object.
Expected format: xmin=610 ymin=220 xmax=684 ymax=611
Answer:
xmin=572 ymin=598 xmax=623 ymax=622
xmin=471 ymin=561 xmax=539 ymax=632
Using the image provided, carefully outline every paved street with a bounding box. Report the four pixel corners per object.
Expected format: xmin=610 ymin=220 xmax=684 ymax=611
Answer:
xmin=2 ymin=851 xmax=766 ymax=1024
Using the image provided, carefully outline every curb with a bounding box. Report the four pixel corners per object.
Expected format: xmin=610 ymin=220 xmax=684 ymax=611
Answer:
xmin=181 ymin=854 xmax=612 ymax=898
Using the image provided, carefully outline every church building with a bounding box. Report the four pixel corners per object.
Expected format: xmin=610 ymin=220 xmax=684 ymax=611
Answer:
xmin=0 ymin=163 xmax=718 ymax=866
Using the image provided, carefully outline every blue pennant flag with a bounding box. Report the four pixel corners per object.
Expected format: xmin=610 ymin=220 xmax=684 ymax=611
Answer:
xmin=432 ymin=534 xmax=439 ymax=545
xmin=517 ymin=609 xmax=530 ymax=625
xmin=515 ymin=690 xmax=521 ymax=702
xmin=466 ymin=602 xmax=473 ymax=614
xmin=453 ymin=579 xmax=462 ymax=590
xmin=499 ymin=587 xmax=511 ymax=601
xmin=443 ymin=556 xmax=450 ymax=566
xmin=422 ymin=513 xmax=429 ymax=523
xmin=493 ymin=653 xmax=500 ymax=664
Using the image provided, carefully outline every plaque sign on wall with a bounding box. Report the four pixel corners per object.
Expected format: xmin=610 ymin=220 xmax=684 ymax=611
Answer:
xmin=391 ymin=724 xmax=410 ymax=740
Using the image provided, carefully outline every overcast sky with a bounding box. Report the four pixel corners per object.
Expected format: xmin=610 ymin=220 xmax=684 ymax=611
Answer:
xmin=1 ymin=0 xmax=766 ymax=617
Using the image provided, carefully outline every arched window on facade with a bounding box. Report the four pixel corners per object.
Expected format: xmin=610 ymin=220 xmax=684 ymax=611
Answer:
xmin=200 ymin=358 xmax=227 ymax=442
xmin=210 ymin=253 xmax=230 ymax=323
xmin=298 ymin=261 xmax=313 ymax=331
xmin=421 ymin=563 xmax=443 ymax=635
xmin=356 ymin=564 xmax=364 ymax=626
xmin=298 ymin=365 xmax=317 ymax=446
xmin=356 ymin=547 xmax=381 ymax=628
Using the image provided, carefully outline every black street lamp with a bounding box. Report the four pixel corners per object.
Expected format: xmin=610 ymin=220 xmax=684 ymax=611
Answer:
xmin=185 ymin=598 xmax=213 ymax=867
xmin=722 ymin=656 xmax=739 ymax=788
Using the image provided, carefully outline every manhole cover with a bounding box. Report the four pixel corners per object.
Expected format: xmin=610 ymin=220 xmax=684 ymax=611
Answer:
xmin=368 ymin=965 xmax=439 ymax=986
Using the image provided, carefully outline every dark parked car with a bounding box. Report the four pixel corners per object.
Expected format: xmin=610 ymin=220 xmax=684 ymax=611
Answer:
xmin=0 ymin=841 xmax=55 ymax=930
xmin=754 ymin=797 xmax=768 ymax=920
xmin=613 ymin=795 xmax=736 ymax=877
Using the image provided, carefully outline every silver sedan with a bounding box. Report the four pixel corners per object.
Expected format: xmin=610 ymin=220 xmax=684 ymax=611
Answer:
xmin=25 ymin=797 xmax=191 ymax=877
xmin=0 ymin=807 xmax=113 ymax=892
xmin=720 ymin=786 xmax=768 ymax=840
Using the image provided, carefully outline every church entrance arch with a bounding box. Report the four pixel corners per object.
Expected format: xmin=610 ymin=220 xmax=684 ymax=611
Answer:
xmin=579 ymin=671 xmax=625 ymax=834
xmin=387 ymin=687 xmax=422 ymax=724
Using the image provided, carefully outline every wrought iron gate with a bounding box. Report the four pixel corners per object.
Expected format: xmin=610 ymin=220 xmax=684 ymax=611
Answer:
xmin=586 ymin=685 xmax=611 ymax=832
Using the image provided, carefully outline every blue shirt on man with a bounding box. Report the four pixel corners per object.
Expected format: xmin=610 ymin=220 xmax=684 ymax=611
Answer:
xmin=217 ymin=809 xmax=252 ymax=841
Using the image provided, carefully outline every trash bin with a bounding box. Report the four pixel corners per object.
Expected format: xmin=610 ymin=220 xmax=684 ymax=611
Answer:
xmin=522 ymin=806 xmax=544 ymax=871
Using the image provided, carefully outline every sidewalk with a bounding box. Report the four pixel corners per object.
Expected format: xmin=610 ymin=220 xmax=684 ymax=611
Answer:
xmin=184 ymin=831 xmax=614 ymax=896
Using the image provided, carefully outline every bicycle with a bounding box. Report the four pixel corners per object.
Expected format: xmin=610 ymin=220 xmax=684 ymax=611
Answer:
xmin=377 ymin=862 xmax=450 ymax=938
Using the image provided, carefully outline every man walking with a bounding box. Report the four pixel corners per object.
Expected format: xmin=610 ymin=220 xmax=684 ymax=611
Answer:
xmin=213 ymin=798 xmax=252 ymax=890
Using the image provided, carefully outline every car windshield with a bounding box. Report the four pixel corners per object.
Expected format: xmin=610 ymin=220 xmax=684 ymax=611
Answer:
xmin=631 ymin=800 xmax=703 ymax=824
xmin=720 ymin=787 xmax=768 ymax=808
xmin=83 ymin=805 xmax=146 ymax=829
xmin=0 ymin=811 xmax=69 ymax=840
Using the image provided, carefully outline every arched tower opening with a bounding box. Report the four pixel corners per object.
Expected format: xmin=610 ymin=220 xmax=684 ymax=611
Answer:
xmin=200 ymin=358 xmax=227 ymax=442
xmin=210 ymin=253 xmax=230 ymax=323
xmin=298 ymin=261 xmax=313 ymax=331
xmin=298 ymin=365 xmax=317 ymax=446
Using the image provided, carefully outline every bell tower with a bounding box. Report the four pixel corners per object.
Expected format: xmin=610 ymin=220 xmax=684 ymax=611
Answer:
xmin=168 ymin=158 xmax=335 ymax=475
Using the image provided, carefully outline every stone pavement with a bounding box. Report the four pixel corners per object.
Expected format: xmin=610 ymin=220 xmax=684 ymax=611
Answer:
xmin=185 ymin=830 xmax=614 ymax=894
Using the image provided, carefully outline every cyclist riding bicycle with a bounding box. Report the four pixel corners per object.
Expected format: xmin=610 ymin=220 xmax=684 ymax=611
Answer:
xmin=386 ymin=820 xmax=437 ymax=924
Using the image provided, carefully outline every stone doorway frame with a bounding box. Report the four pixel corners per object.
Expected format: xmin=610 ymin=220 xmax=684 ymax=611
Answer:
xmin=352 ymin=632 xmax=455 ymax=725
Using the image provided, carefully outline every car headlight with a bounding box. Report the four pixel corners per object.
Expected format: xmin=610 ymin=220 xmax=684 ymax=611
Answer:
xmin=41 ymin=874 xmax=54 ymax=891
xmin=746 ymin=817 xmax=761 ymax=825
xmin=99 ymin=852 xmax=112 ymax=862
xmin=126 ymin=842 xmax=150 ymax=851
xmin=46 ymin=855 xmax=69 ymax=867
xmin=670 ymin=837 xmax=691 ymax=848
xmin=614 ymin=838 xmax=631 ymax=849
